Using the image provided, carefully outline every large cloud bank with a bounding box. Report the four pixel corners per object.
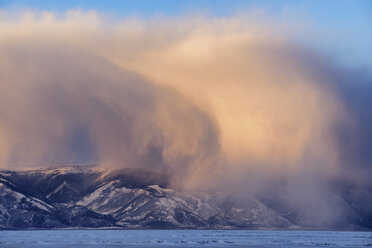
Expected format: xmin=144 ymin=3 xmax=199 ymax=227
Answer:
xmin=0 ymin=10 xmax=371 ymax=222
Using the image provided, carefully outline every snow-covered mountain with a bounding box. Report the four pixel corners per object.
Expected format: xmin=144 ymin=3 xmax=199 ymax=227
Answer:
xmin=0 ymin=167 xmax=371 ymax=230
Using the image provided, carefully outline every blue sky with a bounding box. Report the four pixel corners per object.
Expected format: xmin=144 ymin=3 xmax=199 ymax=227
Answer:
xmin=1 ymin=0 xmax=371 ymax=68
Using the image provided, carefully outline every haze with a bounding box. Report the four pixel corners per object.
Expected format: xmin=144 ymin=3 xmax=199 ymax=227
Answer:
xmin=0 ymin=1 xmax=371 ymax=227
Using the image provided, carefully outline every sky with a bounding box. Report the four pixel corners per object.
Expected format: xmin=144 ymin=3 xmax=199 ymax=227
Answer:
xmin=1 ymin=0 xmax=371 ymax=68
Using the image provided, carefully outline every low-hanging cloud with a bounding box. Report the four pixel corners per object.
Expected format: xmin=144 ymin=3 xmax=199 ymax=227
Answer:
xmin=0 ymin=43 xmax=220 ymax=187
xmin=0 ymin=10 xmax=371 ymax=226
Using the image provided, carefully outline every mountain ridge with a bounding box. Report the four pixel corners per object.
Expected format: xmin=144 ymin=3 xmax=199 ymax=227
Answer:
xmin=0 ymin=166 xmax=371 ymax=230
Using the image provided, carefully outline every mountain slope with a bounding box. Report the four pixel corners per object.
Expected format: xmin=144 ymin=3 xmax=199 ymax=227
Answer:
xmin=0 ymin=167 xmax=371 ymax=230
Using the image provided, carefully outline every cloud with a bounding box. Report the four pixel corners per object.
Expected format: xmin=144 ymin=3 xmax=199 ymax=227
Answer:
xmin=0 ymin=43 xmax=220 ymax=188
xmin=0 ymin=10 xmax=371 ymax=226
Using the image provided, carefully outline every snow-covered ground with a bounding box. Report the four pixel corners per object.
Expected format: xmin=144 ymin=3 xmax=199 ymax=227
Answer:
xmin=0 ymin=230 xmax=371 ymax=247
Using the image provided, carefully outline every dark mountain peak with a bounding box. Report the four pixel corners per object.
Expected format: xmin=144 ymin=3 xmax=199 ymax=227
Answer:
xmin=100 ymin=168 xmax=169 ymax=188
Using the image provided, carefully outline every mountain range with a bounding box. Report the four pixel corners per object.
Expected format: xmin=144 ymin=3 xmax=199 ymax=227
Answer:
xmin=0 ymin=166 xmax=371 ymax=230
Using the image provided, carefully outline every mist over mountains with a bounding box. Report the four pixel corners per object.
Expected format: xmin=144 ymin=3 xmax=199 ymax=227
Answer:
xmin=0 ymin=11 xmax=372 ymax=231
xmin=0 ymin=166 xmax=371 ymax=230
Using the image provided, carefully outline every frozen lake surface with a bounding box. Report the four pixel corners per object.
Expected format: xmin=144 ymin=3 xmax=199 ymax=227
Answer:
xmin=0 ymin=230 xmax=371 ymax=247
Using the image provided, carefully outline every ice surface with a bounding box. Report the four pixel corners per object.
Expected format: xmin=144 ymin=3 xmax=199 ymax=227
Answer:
xmin=0 ymin=230 xmax=371 ymax=248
